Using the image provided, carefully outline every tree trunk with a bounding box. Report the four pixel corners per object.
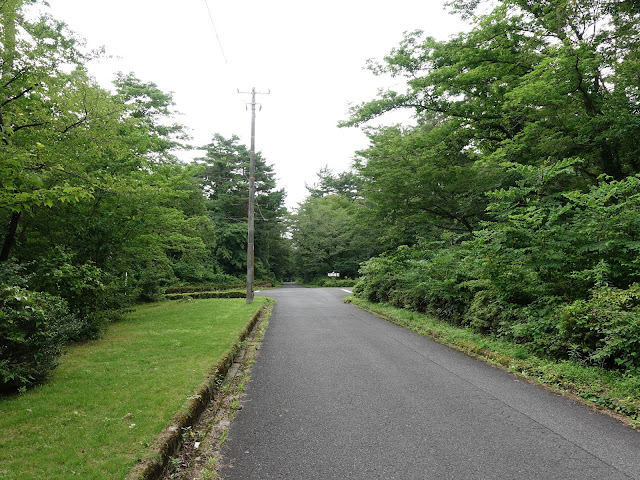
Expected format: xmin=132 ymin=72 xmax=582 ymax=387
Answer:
xmin=0 ymin=211 xmax=21 ymax=261
xmin=0 ymin=2 xmax=21 ymax=262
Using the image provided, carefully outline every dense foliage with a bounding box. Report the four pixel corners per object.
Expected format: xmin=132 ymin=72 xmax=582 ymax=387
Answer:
xmin=331 ymin=0 xmax=640 ymax=370
xmin=0 ymin=1 xmax=288 ymax=391
xmin=195 ymin=134 xmax=290 ymax=282
xmin=5 ymin=0 xmax=640 ymax=389
xmin=289 ymin=168 xmax=378 ymax=282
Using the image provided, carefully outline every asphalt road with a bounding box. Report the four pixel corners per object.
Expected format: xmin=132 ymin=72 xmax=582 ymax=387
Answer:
xmin=220 ymin=286 xmax=640 ymax=479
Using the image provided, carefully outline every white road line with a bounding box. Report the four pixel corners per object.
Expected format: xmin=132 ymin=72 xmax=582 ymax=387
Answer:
xmin=341 ymin=289 xmax=353 ymax=294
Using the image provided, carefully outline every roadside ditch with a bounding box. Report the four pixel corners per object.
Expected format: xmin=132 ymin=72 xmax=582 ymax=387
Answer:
xmin=127 ymin=300 xmax=273 ymax=480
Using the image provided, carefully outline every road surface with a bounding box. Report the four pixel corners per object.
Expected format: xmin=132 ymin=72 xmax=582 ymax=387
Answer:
xmin=220 ymin=286 xmax=640 ymax=479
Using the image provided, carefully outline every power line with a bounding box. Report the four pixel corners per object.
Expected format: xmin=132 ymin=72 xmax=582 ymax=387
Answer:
xmin=203 ymin=0 xmax=228 ymax=64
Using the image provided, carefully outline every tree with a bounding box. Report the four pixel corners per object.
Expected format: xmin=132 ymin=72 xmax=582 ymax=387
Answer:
xmin=291 ymin=169 xmax=378 ymax=281
xmin=0 ymin=3 xmax=222 ymax=391
xmin=338 ymin=0 xmax=640 ymax=255
xmin=344 ymin=0 xmax=640 ymax=371
xmin=291 ymin=195 xmax=361 ymax=280
xmin=113 ymin=72 xmax=189 ymax=162
xmin=1 ymin=2 xmax=110 ymax=261
xmin=342 ymin=1 xmax=640 ymax=179
xmin=195 ymin=134 xmax=289 ymax=280
xmin=306 ymin=166 xmax=364 ymax=201
xmin=1 ymin=0 xmax=211 ymax=343
xmin=2 ymin=2 xmax=296 ymax=391
xmin=353 ymin=120 xmax=504 ymax=247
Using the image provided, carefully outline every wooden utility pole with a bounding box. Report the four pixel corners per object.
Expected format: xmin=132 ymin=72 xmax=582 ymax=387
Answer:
xmin=238 ymin=87 xmax=269 ymax=303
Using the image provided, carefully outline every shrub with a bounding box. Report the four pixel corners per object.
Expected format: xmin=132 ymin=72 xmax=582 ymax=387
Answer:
xmin=165 ymin=290 xmax=246 ymax=300
xmin=354 ymin=247 xmax=409 ymax=303
xmin=355 ymin=244 xmax=471 ymax=323
xmin=552 ymin=284 xmax=640 ymax=369
xmin=465 ymin=290 xmax=506 ymax=333
xmin=0 ymin=259 xmax=29 ymax=287
xmin=202 ymin=273 xmax=244 ymax=290
xmin=165 ymin=285 xmax=219 ymax=294
xmin=29 ymin=248 xmax=128 ymax=340
xmin=133 ymin=259 xmax=175 ymax=303
xmin=305 ymin=277 xmax=358 ymax=288
xmin=165 ymin=274 xmax=246 ymax=294
xmin=0 ymin=285 xmax=76 ymax=393
xmin=353 ymin=168 xmax=640 ymax=372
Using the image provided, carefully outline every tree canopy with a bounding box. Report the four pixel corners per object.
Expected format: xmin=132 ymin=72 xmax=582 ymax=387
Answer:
xmin=329 ymin=0 xmax=640 ymax=371
xmin=4 ymin=0 xmax=640 ymax=390
xmin=0 ymin=1 xmax=289 ymax=391
xmin=194 ymin=133 xmax=289 ymax=281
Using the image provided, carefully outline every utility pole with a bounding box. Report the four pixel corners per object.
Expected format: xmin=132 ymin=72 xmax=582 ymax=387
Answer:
xmin=238 ymin=87 xmax=269 ymax=303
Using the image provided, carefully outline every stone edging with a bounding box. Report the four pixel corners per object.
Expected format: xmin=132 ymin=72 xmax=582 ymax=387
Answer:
xmin=126 ymin=300 xmax=272 ymax=480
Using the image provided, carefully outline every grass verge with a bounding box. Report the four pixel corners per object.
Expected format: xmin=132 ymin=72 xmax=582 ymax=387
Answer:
xmin=0 ymin=297 xmax=269 ymax=480
xmin=163 ymin=299 xmax=274 ymax=480
xmin=346 ymin=296 xmax=640 ymax=430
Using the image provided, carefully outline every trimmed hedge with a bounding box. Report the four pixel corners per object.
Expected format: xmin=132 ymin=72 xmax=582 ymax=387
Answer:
xmin=304 ymin=278 xmax=358 ymax=288
xmin=165 ymin=283 xmax=273 ymax=295
xmin=165 ymin=290 xmax=246 ymax=300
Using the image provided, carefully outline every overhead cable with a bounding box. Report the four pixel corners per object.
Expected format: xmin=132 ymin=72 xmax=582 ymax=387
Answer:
xmin=203 ymin=0 xmax=228 ymax=64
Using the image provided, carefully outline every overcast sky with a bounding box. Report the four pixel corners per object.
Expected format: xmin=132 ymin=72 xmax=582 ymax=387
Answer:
xmin=42 ymin=1 xmax=467 ymax=209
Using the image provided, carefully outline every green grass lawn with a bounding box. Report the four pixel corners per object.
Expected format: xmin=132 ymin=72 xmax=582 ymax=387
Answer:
xmin=0 ymin=297 xmax=267 ymax=480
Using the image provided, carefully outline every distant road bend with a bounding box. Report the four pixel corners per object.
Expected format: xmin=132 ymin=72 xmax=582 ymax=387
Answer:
xmin=221 ymin=285 xmax=640 ymax=479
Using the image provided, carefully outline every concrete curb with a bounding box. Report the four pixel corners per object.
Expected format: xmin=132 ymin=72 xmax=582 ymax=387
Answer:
xmin=126 ymin=300 xmax=272 ymax=480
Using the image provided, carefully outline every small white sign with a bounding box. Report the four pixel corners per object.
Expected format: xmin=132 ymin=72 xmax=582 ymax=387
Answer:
xmin=327 ymin=272 xmax=340 ymax=278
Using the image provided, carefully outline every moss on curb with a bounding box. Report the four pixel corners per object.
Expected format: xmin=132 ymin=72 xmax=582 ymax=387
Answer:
xmin=126 ymin=298 xmax=274 ymax=480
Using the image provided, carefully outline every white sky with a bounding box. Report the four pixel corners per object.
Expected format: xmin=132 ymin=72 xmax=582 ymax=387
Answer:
xmin=42 ymin=1 xmax=467 ymax=209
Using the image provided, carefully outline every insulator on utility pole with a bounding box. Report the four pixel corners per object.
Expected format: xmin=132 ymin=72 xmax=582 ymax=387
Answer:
xmin=238 ymin=87 xmax=270 ymax=304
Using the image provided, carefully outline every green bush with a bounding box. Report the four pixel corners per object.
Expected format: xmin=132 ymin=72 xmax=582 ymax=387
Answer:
xmin=0 ymin=285 xmax=76 ymax=393
xmin=0 ymin=259 xmax=29 ymax=287
xmin=305 ymin=277 xmax=358 ymax=288
xmin=354 ymin=247 xmax=408 ymax=303
xmin=553 ymin=284 xmax=640 ymax=368
xmin=165 ymin=290 xmax=246 ymax=300
xmin=29 ymin=248 xmax=128 ymax=340
xmin=322 ymin=278 xmax=355 ymax=287
xmin=134 ymin=258 xmax=175 ymax=303
xmin=464 ymin=289 xmax=507 ymax=333
xmin=165 ymin=274 xmax=246 ymax=294
xmin=353 ymin=168 xmax=640 ymax=372
xmin=165 ymin=285 xmax=221 ymax=294
xmin=203 ymin=273 xmax=245 ymax=289
xmin=355 ymin=244 xmax=471 ymax=322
